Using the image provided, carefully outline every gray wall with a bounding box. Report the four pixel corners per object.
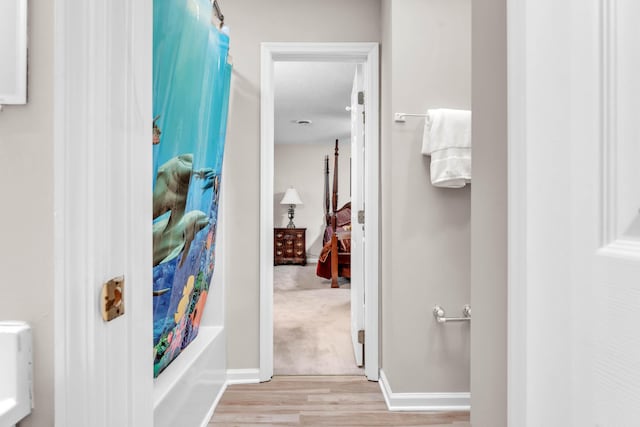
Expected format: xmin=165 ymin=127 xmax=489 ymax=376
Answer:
xmin=470 ymin=0 xmax=508 ymax=424
xmin=274 ymin=142 xmax=351 ymax=260
xmin=381 ymin=0 xmax=471 ymax=392
xmin=0 ymin=2 xmax=54 ymax=426
xmin=223 ymin=0 xmax=381 ymax=369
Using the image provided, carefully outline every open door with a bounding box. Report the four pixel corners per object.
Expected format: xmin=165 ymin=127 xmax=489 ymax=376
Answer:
xmin=509 ymin=2 xmax=640 ymax=423
xmin=350 ymin=64 xmax=365 ymax=367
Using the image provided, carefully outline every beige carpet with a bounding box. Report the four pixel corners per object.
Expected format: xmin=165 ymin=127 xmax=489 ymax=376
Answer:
xmin=274 ymin=264 xmax=364 ymax=376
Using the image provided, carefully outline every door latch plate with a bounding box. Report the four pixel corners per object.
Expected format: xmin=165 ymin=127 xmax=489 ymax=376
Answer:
xmin=101 ymin=276 xmax=125 ymax=322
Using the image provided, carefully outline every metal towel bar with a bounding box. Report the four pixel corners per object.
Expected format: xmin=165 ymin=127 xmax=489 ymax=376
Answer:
xmin=433 ymin=304 xmax=471 ymax=323
xmin=394 ymin=112 xmax=429 ymax=123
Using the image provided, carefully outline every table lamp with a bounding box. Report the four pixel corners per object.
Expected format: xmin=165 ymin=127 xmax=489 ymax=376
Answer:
xmin=280 ymin=187 xmax=303 ymax=228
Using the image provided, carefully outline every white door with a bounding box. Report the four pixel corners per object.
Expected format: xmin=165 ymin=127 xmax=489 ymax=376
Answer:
xmin=509 ymin=1 xmax=640 ymax=425
xmin=591 ymin=1 xmax=640 ymax=422
xmin=350 ymin=64 xmax=365 ymax=367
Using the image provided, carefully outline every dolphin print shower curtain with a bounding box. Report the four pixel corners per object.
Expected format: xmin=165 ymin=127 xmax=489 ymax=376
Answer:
xmin=152 ymin=0 xmax=231 ymax=377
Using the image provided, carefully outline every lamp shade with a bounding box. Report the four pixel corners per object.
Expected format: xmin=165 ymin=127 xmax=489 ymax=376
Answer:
xmin=280 ymin=187 xmax=303 ymax=205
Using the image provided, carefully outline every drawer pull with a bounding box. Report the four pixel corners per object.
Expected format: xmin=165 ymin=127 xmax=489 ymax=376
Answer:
xmin=276 ymin=242 xmax=283 ymax=247
xmin=276 ymin=250 xmax=283 ymax=256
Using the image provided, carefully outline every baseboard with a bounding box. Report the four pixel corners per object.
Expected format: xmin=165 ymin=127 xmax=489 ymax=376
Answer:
xmin=226 ymin=368 xmax=261 ymax=385
xmin=378 ymin=369 xmax=470 ymax=412
xmin=199 ymin=381 xmax=228 ymax=427
xmin=201 ymin=369 xmax=261 ymax=424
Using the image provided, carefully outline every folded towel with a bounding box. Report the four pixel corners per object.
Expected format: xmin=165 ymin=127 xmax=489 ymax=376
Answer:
xmin=422 ymin=109 xmax=472 ymax=188
xmin=421 ymin=109 xmax=471 ymax=154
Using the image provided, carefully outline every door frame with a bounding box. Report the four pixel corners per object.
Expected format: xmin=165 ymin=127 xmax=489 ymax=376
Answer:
xmin=259 ymin=42 xmax=380 ymax=381
xmin=54 ymin=0 xmax=153 ymax=425
xmin=506 ymin=0 xmax=527 ymax=423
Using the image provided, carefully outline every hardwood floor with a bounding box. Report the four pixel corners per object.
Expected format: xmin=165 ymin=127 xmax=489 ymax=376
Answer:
xmin=209 ymin=376 xmax=470 ymax=427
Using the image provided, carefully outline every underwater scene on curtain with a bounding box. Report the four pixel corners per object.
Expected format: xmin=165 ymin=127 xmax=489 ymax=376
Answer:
xmin=152 ymin=0 xmax=231 ymax=377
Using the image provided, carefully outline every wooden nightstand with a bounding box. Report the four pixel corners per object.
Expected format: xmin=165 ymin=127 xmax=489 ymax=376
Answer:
xmin=274 ymin=228 xmax=307 ymax=265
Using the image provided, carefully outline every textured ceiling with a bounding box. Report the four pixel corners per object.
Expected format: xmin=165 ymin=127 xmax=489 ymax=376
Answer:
xmin=274 ymin=61 xmax=356 ymax=145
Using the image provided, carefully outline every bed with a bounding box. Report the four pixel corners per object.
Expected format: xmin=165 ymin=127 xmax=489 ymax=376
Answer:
xmin=316 ymin=140 xmax=351 ymax=288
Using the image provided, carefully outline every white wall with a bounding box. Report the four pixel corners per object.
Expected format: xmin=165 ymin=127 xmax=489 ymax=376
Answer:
xmin=381 ymin=0 xmax=471 ymax=393
xmin=223 ymin=0 xmax=381 ymax=370
xmin=0 ymin=2 xmax=54 ymax=425
xmin=274 ymin=142 xmax=351 ymax=260
xmin=470 ymin=0 xmax=507 ymax=425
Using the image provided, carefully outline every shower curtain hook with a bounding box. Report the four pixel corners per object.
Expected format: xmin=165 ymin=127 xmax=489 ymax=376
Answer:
xmin=212 ymin=0 xmax=224 ymax=28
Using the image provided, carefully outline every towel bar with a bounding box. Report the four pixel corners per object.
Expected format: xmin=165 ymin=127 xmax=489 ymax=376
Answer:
xmin=433 ymin=304 xmax=471 ymax=323
xmin=394 ymin=112 xmax=429 ymax=123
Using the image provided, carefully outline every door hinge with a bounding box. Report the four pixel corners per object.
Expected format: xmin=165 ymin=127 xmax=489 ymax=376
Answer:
xmin=357 ymin=210 xmax=365 ymax=224
xmin=358 ymin=329 xmax=365 ymax=345
xmin=358 ymin=91 xmax=365 ymax=105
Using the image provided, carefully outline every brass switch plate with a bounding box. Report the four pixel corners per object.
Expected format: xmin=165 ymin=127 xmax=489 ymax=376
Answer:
xmin=101 ymin=276 xmax=124 ymax=321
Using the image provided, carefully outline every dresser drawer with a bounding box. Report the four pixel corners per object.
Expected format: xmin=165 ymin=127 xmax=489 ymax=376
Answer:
xmin=274 ymin=228 xmax=306 ymax=265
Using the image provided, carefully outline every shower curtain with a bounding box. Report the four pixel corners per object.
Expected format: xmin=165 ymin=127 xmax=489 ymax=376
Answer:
xmin=152 ymin=0 xmax=231 ymax=377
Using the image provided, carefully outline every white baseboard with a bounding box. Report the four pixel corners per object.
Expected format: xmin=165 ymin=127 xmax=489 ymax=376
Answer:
xmin=199 ymin=382 xmax=228 ymax=427
xmin=226 ymin=368 xmax=261 ymax=385
xmin=201 ymin=369 xmax=261 ymax=424
xmin=378 ymin=369 xmax=470 ymax=412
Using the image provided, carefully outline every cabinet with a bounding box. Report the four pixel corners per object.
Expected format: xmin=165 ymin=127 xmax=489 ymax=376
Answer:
xmin=274 ymin=228 xmax=306 ymax=265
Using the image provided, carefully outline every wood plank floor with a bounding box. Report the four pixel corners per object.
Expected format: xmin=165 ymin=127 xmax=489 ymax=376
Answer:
xmin=209 ymin=376 xmax=470 ymax=427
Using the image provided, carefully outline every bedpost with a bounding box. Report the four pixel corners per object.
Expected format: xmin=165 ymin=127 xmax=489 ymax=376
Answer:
xmin=331 ymin=139 xmax=339 ymax=288
xmin=324 ymin=155 xmax=330 ymax=227
xmin=332 ymin=139 xmax=339 ymax=216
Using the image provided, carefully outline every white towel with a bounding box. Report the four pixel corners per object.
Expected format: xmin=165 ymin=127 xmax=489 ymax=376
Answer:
xmin=421 ymin=108 xmax=472 ymax=188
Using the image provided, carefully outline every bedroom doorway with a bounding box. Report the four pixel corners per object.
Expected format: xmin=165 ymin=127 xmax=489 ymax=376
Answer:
xmin=272 ymin=62 xmax=360 ymax=376
xmin=259 ymin=43 xmax=380 ymax=382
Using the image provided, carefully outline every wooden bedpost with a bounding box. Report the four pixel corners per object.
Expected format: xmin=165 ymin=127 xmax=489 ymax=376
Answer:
xmin=331 ymin=139 xmax=339 ymax=288
xmin=324 ymin=155 xmax=330 ymax=227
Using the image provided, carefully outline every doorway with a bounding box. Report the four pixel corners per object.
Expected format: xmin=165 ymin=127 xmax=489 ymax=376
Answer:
xmin=259 ymin=43 xmax=379 ymax=382
xmin=272 ymin=61 xmax=361 ymax=376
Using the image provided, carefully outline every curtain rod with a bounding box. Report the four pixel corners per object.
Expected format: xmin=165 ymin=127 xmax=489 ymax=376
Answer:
xmin=212 ymin=0 xmax=224 ymax=28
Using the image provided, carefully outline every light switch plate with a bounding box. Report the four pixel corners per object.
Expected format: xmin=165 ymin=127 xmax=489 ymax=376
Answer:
xmin=101 ymin=276 xmax=124 ymax=321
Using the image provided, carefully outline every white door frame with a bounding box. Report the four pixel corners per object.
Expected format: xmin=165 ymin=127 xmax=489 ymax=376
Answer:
xmin=506 ymin=0 xmax=527 ymax=423
xmin=54 ymin=0 xmax=153 ymax=425
xmin=260 ymin=42 xmax=380 ymax=382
